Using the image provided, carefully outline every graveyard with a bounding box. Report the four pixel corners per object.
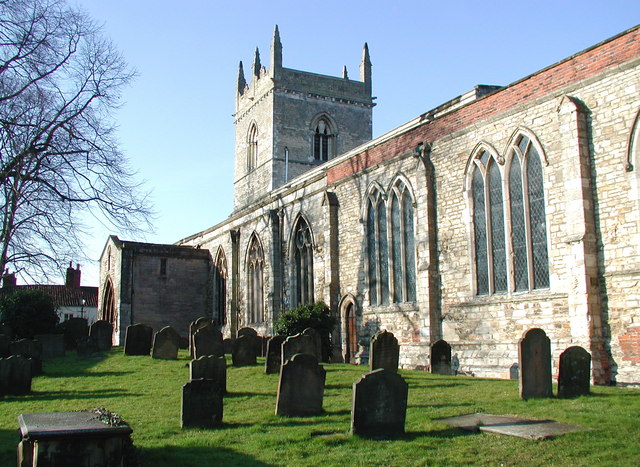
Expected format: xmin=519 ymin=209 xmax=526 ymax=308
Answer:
xmin=1 ymin=346 xmax=638 ymax=466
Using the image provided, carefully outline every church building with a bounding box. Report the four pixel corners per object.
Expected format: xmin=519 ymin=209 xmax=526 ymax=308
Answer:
xmin=99 ymin=25 xmax=640 ymax=385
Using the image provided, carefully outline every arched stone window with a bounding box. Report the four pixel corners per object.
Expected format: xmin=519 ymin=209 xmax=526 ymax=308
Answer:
xmin=101 ymin=278 xmax=117 ymax=333
xmin=291 ymin=216 xmax=314 ymax=306
xmin=313 ymin=117 xmax=334 ymax=162
xmin=213 ymin=248 xmax=227 ymax=325
xmin=246 ymin=234 xmax=264 ymax=323
xmin=390 ymin=179 xmax=416 ymax=303
xmin=247 ymin=123 xmax=258 ymax=171
xmin=366 ymin=186 xmax=389 ymax=305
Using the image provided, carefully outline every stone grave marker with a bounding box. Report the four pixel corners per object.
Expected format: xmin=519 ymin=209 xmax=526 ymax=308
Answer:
xmin=62 ymin=317 xmax=89 ymax=350
xmin=223 ymin=338 xmax=234 ymax=355
xmin=10 ymin=338 xmax=43 ymax=375
xmin=276 ymin=354 xmax=326 ymax=416
xmin=302 ymin=327 xmax=323 ymax=361
xmin=265 ymin=335 xmax=286 ymax=374
xmin=34 ymin=333 xmax=65 ymax=359
xmin=370 ymin=330 xmax=399 ymax=373
xmin=281 ymin=332 xmax=316 ymax=365
xmin=181 ymin=379 xmax=223 ymax=428
xmin=558 ymin=346 xmax=591 ymax=398
xmin=351 ymin=368 xmax=408 ymax=439
xmin=518 ymin=328 xmax=552 ymax=399
xmin=152 ymin=326 xmax=180 ymax=360
xmin=232 ymin=335 xmax=257 ymax=366
xmin=238 ymin=327 xmax=262 ymax=356
xmin=0 ymin=355 xmax=32 ymax=395
xmin=237 ymin=327 xmax=258 ymax=338
xmin=430 ymin=339 xmax=452 ymax=375
xmin=193 ymin=325 xmax=224 ymax=359
xmin=89 ymin=320 xmax=113 ymax=351
xmin=123 ymin=323 xmax=153 ymax=356
xmin=76 ymin=336 xmax=99 ymax=357
xmin=190 ymin=355 xmax=227 ymax=393
xmin=189 ymin=317 xmax=215 ymax=357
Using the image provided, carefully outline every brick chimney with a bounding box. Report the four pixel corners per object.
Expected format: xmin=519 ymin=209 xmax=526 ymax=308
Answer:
xmin=65 ymin=263 xmax=81 ymax=288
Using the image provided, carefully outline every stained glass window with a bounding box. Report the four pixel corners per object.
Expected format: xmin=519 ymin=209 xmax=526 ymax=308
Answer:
xmin=293 ymin=217 xmax=314 ymax=306
xmin=247 ymin=235 xmax=264 ymax=323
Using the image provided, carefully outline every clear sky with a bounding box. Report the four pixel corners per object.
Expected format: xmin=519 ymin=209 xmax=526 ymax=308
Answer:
xmin=68 ymin=0 xmax=639 ymax=286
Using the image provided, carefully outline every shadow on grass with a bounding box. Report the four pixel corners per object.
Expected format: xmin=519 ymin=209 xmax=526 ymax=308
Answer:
xmin=43 ymin=370 xmax=135 ymax=378
xmin=139 ymin=445 xmax=276 ymax=467
xmin=225 ymin=391 xmax=274 ymax=398
xmin=0 ymin=429 xmax=19 ymax=466
xmin=24 ymin=389 xmax=141 ymax=401
xmin=401 ymin=427 xmax=476 ymax=440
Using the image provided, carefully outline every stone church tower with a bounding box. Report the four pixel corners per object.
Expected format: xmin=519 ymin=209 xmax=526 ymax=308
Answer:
xmin=233 ymin=25 xmax=375 ymax=210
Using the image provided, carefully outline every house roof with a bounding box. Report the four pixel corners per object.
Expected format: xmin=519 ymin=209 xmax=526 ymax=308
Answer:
xmin=1 ymin=285 xmax=98 ymax=308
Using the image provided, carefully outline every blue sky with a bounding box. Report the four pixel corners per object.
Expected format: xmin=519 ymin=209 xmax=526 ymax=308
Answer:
xmin=70 ymin=0 xmax=639 ymax=285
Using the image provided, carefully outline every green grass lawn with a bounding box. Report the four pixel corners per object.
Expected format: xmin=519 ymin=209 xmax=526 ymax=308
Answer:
xmin=1 ymin=349 xmax=638 ymax=466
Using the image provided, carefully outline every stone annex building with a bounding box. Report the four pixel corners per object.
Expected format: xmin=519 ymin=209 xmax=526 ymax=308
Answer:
xmin=99 ymin=25 xmax=640 ymax=385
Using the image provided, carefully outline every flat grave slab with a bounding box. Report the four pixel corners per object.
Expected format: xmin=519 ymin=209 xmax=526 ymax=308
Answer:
xmin=436 ymin=413 xmax=590 ymax=440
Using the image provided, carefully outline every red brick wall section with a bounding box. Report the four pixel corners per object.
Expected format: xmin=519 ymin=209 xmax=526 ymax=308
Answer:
xmin=327 ymin=27 xmax=640 ymax=184
xmin=619 ymin=326 xmax=640 ymax=364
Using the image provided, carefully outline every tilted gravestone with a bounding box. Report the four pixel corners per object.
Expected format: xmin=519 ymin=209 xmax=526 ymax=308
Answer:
xmin=181 ymin=379 xmax=223 ymax=428
xmin=123 ymin=323 xmax=153 ymax=356
xmin=232 ymin=335 xmax=257 ymax=366
xmin=10 ymin=338 xmax=43 ymax=375
xmin=430 ymin=339 xmax=452 ymax=375
xmin=351 ymin=368 xmax=408 ymax=439
xmin=189 ymin=317 xmax=215 ymax=357
xmin=281 ymin=332 xmax=317 ymax=366
xmin=34 ymin=333 xmax=65 ymax=359
xmin=370 ymin=330 xmax=399 ymax=373
xmin=518 ymin=328 xmax=553 ymax=399
xmin=265 ymin=335 xmax=286 ymax=374
xmin=62 ymin=317 xmax=89 ymax=350
xmin=558 ymin=346 xmax=591 ymax=398
xmin=0 ymin=355 xmax=32 ymax=395
xmin=276 ymin=354 xmax=326 ymax=416
xmin=190 ymin=355 xmax=227 ymax=394
xmin=152 ymin=326 xmax=180 ymax=360
xmin=89 ymin=320 xmax=113 ymax=351
xmin=193 ymin=325 xmax=224 ymax=359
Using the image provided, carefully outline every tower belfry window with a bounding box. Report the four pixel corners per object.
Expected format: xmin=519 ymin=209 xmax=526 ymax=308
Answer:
xmin=314 ymin=118 xmax=333 ymax=162
xmin=247 ymin=123 xmax=258 ymax=171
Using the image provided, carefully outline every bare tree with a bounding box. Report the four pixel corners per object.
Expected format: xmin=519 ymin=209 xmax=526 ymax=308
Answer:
xmin=0 ymin=0 xmax=152 ymax=281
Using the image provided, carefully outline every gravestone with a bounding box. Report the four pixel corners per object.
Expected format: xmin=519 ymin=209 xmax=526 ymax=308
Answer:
xmin=558 ymin=346 xmax=591 ymax=398
xmin=63 ymin=317 xmax=89 ymax=350
xmin=351 ymin=368 xmax=408 ymax=439
xmin=302 ymin=328 xmax=323 ymax=361
xmin=430 ymin=339 xmax=452 ymax=375
xmin=0 ymin=333 xmax=9 ymax=357
xmin=223 ymin=338 xmax=234 ymax=355
xmin=89 ymin=320 xmax=113 ymax=351
xmin=276 ymin=354 xmax=326 ymax=416
xmin=123 ymin=323 xmax=153 ymax=356
xmin=518 ymin=328 xmax=552 ymax=399
xmin=34 ymin=333 xmax=65 ymax=359
xmin=190 ymin=355 xmax=227 ymax=393
xmin=10 ymin=338 xmax=43 ymax=375
xmin=237 ymin=327 xmax=257 ymax=338
xmin=265 ymin=335 xmax=286 ymax=374
xmin=238 ymin=327 xmax=262 ymax=356
xmin=370 ymin=330 xmax=400 ymax=372
xmin=193 ymin=325 xmax=224 ymax=359
xmin=152 ymin=326 xmax=180 ymax=360
xmin=76 ymin=336 xmax=98 ymax=357
xmin=181 ymin=379 xmax=223 ymax=428
xmin=189 ymin=317 xmax=215 ymax=357
xmin=0 ymin=355 xmax=32 ymax=395
xmin=281 ymin=332 xmax=316 ymax=365
xmin=232 ymin=335 xmax=257 ymax=366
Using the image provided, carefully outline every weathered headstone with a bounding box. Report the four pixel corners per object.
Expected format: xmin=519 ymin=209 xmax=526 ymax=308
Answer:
xmin=62 ymin=317 xmax=89 ymax=350
xmin=370 ymin=330 xmax=399 ymax=373
xmin=510 ymin=363 xmax=519 ymax=380
xmin=276 ymin=354 xmax=326 ymax=416
xmin=518 ymin=328 xmax=552 ymax=399
xmin=193 ymin=325 xmax=224 ymax=359
xmin=232 ymin=335 xmax=257 ymax=366
xmin=351 ymin=368 xmax=408 ymax=439
xmin=89 ymin=320 xmax=113 ymax=351
xmin=302 ymin=328 xmax=323 ymax=362
xmin=34 ymin=333 xmax=65 ymax=359
xmin=430 ymin=339 xmax=452 ymax=375
xmin=190 ymin=355 xmax=227 ymax=393
xmin=10 ymin=338 xmax=43 ymax=375
xmin=238 ymin=327 xmax=262 ymax=356
xmin=181 ymin=379 xmax=223 ymax=428
xmin=281 ymin=332 xmax=317 ymax=365
xmin=223 ymin=338 xmax=234 ymax=355
xmin=237 ymin=327 xmax=258 ymax=338
xmin=558 ymin=346 xmax=591 ymax=398
xmin=0 ymin=355 xmax=32 ymax=395
xmin=76 ymin=336 xmax=99 ymax=357
xmin=189 ymin=317 xmax=215 ymax=357
xmin=265 ymin=335 xmax=286 ymax=374
xmin=152 ymin=326 xmax=180 ymax=360
xmin=123 ymin=323 xmax=153 ymax=356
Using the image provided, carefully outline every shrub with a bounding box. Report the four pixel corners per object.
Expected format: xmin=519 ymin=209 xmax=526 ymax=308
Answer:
xmin=274 ymin=302 xmax=337 ymax=361
xmin=0 ymin=289 xmax=59 ymax=339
